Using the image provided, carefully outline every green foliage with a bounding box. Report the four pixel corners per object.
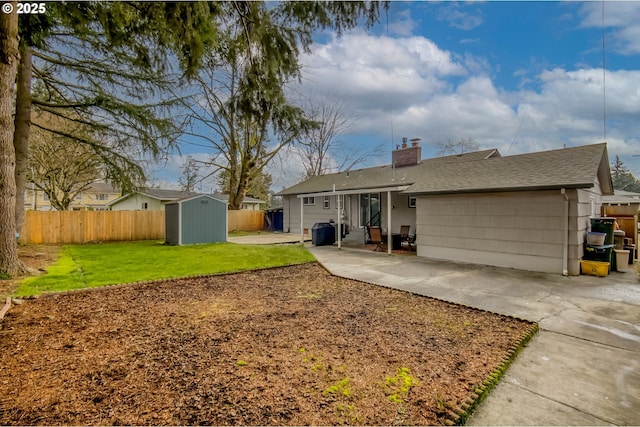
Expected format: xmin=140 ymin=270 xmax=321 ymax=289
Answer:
xmin=323 ymin=378 xmax=352 ymax=398
xmin=384 ymin=367 xmax=419 ymax=404
xmin=611 ymin=156 xmax=640 ymax=192
xmin=14 ymin=241 xmax=315 ymax=297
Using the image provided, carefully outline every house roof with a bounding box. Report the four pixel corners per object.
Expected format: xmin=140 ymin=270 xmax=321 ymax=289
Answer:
xmin=278 ymin=143 xmax=613 ymax=197
xmin=212 ymin=193 xmax=264 ymax=204
xmin=107 ymin=188 xmax=200 ymax=206
xmin=277 ymin=149 xmax=501 ymax=196
xmin=602 ymin=190 xmax=640 ymax=205
xmin=107 ymin=188 xmax=264 ymax=207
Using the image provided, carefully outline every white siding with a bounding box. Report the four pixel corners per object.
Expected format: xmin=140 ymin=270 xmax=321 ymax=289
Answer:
xmin=110 ymin=195 xmax=165 ymax=211
xmin=416 ymin=189 xmax=585 ymax=275
xmin=283 ymin=195 xmax=357 ymax=233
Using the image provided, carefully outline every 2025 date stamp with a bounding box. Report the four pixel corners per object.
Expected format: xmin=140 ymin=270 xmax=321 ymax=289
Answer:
xmin=2 ymin=2 xmax=47 ymax=15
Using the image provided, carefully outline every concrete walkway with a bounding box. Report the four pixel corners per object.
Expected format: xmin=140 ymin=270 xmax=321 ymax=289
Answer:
xmin=308 ymin=245 xmax=640 ymax=426
xmin=227 ymin=232 xmax=309 ymax=245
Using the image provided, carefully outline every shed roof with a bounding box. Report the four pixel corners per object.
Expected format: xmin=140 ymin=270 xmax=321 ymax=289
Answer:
xmin=277 ymin=143 xmax=613 ymax=197
xmin=165 ymin=194 xmax=227 ymax=205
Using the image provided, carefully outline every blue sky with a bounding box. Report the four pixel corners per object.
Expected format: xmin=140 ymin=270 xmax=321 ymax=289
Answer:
xmin=148 ymin=1 xmax=640 ymax=193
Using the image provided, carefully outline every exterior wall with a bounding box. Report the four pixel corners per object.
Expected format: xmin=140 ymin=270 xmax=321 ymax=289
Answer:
xmin=110 ymin=195 xmax=165 ymax=211
xmin=283 ymin=193 xmax=416 ymax=235
xmin=165 ymin=203 xmax=180 ymax=245
xmin=283 ymin=195 xmax=350 ymax=234
xmin=180 ymin=197 xmax=227 ymax=245
xmin=24 ymin=187 xmax=119 ymax=211
xmin=415 ymin=189 xmax=586 ymax=275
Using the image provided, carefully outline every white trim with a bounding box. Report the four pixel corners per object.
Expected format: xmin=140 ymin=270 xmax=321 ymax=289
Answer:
xmin=296 ymin=186 xmax=410 ymax=198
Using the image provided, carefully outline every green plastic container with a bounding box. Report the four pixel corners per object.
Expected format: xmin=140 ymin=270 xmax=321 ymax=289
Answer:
xmin=590 ymin=217 xmax=616 ymax=245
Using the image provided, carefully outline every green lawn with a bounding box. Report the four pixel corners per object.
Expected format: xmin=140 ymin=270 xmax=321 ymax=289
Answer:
xmin=15 ymin=241 xmax=315 ymax=297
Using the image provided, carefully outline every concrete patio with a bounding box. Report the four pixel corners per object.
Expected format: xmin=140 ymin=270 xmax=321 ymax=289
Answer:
xmin=308 ymin=245 xmax=640 ymax=426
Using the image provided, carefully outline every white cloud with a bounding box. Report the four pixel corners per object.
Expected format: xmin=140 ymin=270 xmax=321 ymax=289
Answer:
xmin=294 ymin=29 xmax=639 ymax=170
xmin=436 ymin=4 xmax=484 ymax=31
xmin=579 ymin=2 xmax=640 ymax=55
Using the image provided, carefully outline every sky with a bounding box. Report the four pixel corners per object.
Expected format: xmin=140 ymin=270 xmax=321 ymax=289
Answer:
xmin=148 ymin=1 xmax=640 ymax=194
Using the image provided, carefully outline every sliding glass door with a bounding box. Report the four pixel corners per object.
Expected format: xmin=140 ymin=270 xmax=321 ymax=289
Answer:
xmin=360 ymin=193 xmax=381 ymax=227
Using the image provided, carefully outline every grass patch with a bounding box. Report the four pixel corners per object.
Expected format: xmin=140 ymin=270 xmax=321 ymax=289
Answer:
xmin=14 ymin=240 xmax=314 ymax=297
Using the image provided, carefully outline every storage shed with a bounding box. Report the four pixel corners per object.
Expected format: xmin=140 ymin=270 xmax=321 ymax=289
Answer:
xmin=165 ymin=194 xmax=227 ymax=245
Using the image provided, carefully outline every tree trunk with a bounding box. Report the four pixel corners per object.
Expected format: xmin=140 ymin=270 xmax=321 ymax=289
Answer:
xmin=0 ymin=4 xmax=25 ymax=277
xmin=14 ymin=44 xmax=32 ymax=237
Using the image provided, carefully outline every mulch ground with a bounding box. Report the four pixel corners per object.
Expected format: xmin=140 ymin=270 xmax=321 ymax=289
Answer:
xmin=0 ymin=263 xmax=534 ymax=425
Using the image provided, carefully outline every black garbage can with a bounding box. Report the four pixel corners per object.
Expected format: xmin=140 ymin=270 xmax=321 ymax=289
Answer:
xmin=311 ymin=223 xmax=336 ymax=246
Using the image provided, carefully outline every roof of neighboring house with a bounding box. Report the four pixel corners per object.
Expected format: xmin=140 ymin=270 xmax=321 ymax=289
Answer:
xmin=212 ymin=193 xmax=264 ymax=204
xmin=107 ymin=188 xmax=200 ymax=206
xmin=107 ymin=188 xmax=264 ymax=207
xmin=86 ymin=182 xmax=119 ymax=193
xmin=278 ymin=143 xmax=613 ymax=197
xmin=602 ymin=190 xmax=640 ymax=204
xmin=277 ymin=149 xmax=501 ymax=196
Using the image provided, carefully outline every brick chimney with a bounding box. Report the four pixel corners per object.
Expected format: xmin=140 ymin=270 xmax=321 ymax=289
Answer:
xmin=392 ymin=137 xmax=421 ymax=167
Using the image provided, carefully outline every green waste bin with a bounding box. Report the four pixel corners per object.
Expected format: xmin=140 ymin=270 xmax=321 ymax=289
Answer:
xmin=590 ymin=217 xmax=616 ymax=245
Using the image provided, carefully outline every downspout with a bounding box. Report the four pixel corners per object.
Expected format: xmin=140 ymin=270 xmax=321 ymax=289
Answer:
xmin=337 ymin=194 xmax=342 ymax=249
xmin=300 ymin=197 xmax=304 ymax=244
xmin=561 ymin=188 xmax=569 ymax=276
xmin=387 ymin=190 xmax=392 ymax=255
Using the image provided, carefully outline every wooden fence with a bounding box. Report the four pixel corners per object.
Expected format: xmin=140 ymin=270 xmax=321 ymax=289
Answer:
xmin=228 ymin=210 xmax=264 ymax=232
xmin=20 ymin=210 xmax=166 ymax=244
xmin=20 ymin=209 xmax=266 ymax=244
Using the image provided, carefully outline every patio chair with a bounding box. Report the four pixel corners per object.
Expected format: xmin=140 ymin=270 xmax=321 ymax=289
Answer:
xmin=400 ymin=225 xmax=416 ymax=251
xmin=367 ymin=226 xmax=385 ymax=252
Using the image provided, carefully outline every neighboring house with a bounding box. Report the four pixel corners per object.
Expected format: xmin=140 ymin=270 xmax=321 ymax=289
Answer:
xmin=108 ymin=188 xmax=264 ymax=211
xmin=277 ymin=141 xmax=614 ymax=276
xmin=107 ymin=188 xmax=199 ymax=211
xmin=24 ymin=182 xmax=120 ymax=211
xmin=211 ymin=194 xmax=265 ymax=211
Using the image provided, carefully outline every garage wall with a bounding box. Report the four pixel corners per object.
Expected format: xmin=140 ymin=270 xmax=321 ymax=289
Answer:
xmin=415 ymin=189 xmax=586 ymax=275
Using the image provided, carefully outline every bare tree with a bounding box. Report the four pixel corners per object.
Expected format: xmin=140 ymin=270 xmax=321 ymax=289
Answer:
xmin=436 ymin=137 xmax=479 ymax=156
xmin=28 ymin=112 xmax=104 ymax=211
xmin=294 ymin=93 xmax=382 ymax=178
xmin=178 ymin=155 xmax=201 ymax=193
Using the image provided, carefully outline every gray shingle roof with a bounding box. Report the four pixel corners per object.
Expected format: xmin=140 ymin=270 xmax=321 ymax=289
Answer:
xmin=277 ymin=149 xmax=500 ymax=196
xmin=278 ymin=144 xmax=613 ymax=196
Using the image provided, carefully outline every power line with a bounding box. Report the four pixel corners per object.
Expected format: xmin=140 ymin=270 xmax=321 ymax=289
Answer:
xmin=602 ymin=0 xmax=607 ymax=142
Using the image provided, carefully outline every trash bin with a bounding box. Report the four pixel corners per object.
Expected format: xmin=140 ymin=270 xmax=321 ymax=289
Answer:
xmin=590 ymin=218 xmax=616 ymax=245
xmin=311 ymin=223 xmax=335 ymax=246
xmin=614 ymin=249 xmax=629 ymax=271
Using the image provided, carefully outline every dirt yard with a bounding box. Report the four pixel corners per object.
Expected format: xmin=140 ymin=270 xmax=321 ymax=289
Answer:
xmin=0 ymin=245 xmax=60 ymax=297
xmin=0 ymin=263 xmax=535 ymax=425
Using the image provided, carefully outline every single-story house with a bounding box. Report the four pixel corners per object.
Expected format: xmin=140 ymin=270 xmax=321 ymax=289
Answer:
xmin=108 ymin=188 xmax=264 ymax=211
xmin=277 ymin=141 xmax=614 ymax=276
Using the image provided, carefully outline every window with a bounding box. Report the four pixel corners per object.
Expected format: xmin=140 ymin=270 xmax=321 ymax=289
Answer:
xmin=43 ymin=193 xmax=49 ymax=201
xmin=303 ymin=196 xmax=315 ymax=206
xmin=95 ymin=193 xmax=107 ymax=201
xmin=141 ymin=202 xmax=148 ymax=210
xmin=75 ymin=194 xmax=82 ymax=200
xmin=408 ymin=196 xmax=417 ymax=208
xmin=323 ymin=196 xmax=330 ymax=209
